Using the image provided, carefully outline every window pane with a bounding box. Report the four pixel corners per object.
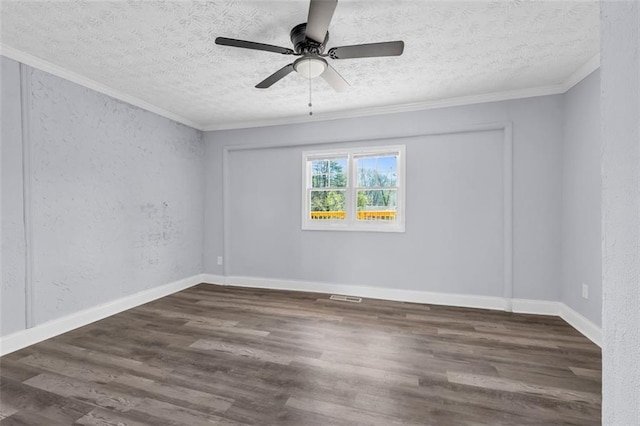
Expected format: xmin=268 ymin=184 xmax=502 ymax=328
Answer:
xmin=310 ymin=190 xmax=346 ymax=220
xmin=356 ymin=189 xmax=397 ymax=221
xmin=311 ymin=160 xmax=328 ymax=188
xmin=312 ymin=159 xmax=328 ymax=174
xmin=312 ymin=174 xmax=328 ymax=188
xmin=311 ymin=158 xmax=347 ymax=188
xmin=329 ymin=158 xmax=347 ymax=188
xmin=357 ymin=155 xmax=398 ymax=188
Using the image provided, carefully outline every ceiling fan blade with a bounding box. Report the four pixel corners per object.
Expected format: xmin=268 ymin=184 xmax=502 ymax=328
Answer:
xmin=215 ymin=37 xmax=294 ymax=55
xmin=255 ymin=64 xmax=295 ymax=89
xmin=321 ymin=64 xmax=349 ymax=92
xmin=305 ymin=0 xmax=338 ymax=44
xmin=328 ymin=41 xmax=404 ymax=59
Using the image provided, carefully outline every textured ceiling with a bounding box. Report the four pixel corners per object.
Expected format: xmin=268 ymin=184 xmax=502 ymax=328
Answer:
xmin=1 ymin=1 xmax=599 ymax=129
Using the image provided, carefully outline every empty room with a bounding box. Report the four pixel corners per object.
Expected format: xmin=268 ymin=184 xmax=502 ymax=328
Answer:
xmin=1 ymin=0 xmax=638 ymax=425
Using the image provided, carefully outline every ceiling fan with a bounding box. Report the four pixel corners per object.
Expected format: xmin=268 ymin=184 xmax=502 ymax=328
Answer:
xmin=215 ymin=0 xmax=404 ymax=92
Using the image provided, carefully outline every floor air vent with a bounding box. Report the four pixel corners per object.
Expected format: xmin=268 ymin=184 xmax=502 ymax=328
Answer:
xmin=330 ymin=295 xmax=362 ymax=303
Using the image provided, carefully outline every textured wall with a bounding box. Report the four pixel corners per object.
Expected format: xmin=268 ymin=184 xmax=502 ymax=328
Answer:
xmin=0 ymin=59 xmax=204 ymax=335
xmin=26 ymin=66 xmax=204 ymax=325
xmin=561 ymin=69 xmax=602 ymax=326
xmin=1 ymin=57 xmax=27 ymax=335
xmin=205 ymin=95 xmax=564 ymax=301
xmin=601 ymin=1 xmax=640 ymax=424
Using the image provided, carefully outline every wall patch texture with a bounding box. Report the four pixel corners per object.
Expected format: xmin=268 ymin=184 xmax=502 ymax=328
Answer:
xmin=601 ymin=0 xmax=640 ymax=423
xmin=0 ymin=62 xmax=205 ymax=333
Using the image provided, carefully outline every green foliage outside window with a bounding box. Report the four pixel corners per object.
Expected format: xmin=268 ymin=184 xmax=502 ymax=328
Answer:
xmin=311 ymin=159 xmax=347 ymax=212
xmin=309 ymin=155 xmax=398 ymax=215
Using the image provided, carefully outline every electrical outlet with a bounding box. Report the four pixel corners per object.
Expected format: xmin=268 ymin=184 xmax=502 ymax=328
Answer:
xmin=217 ymin=256 xmax=223 ymax=266
xmin=582 ymin=283 xmax=589 ymax=299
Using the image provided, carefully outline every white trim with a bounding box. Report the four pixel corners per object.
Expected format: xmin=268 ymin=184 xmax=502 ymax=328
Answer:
xmin=217 ymin=276 xmax=510 ymax=311
xmin=201 ymin=274 xmax=226 ymax=285
xmin=0 ymin=272 xmax=602 ymax=355
xmin=561 ymin=54 xmax=601 ymax=92
xmin=512 ymin=298 xmax=602 ymax=347
xmin=559 ymin=303 xmax=602 ymax=347
xmin=201 ymin=275 xmax=602 ymax=347
xmin=512 ymin=298 xmax=561 ymax=316
xmin=202 ymin=85 xmax=565 ymax=131
xmin=205 ymin=54 xmax=599 ymax=130
xmin=0 ymin=46 xmax=203 ymax=130
xmin=1 ymin=45 xmax=599 ymax=133
xmin=0 ymin=274 xmax=205 ymax=356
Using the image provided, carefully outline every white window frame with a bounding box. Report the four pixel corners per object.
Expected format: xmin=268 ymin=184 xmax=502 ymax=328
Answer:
xmin=302 ymin=145 xmax=406 ymax=232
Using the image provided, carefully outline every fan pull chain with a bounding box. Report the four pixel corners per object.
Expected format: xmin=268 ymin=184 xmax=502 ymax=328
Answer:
xmin=308 ymin=76 xmax=313 ymax=116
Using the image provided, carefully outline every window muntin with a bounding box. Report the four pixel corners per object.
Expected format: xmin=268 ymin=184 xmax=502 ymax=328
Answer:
xmin=303 ymin=146 xmax=405 ymax=232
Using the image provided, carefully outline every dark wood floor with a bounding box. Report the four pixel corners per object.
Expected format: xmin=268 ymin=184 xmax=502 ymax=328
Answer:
xmin=0 ymin=284 xmax=601 ymax=425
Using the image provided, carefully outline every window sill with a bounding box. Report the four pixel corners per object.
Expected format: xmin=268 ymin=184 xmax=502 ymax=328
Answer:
xmin=302 ymin=223 xmax=405 ymax=233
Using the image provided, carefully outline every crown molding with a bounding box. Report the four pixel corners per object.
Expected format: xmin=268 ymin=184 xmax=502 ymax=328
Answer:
xmin=1 ymin=44 xmax=599 ymax=133
xmin=202 ymin=84 xmax=566 ymax=131
xmin=0 ymin=45 xmax=204 ymax=130
xmin=561 ymin=53 xmax=600 ymax=92
xmin=203 ymin=53 xmax=600 ymax=131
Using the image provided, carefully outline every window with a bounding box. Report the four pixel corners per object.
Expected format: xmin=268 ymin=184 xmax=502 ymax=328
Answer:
xmin=302 ymin=145 xmax=405 ymax=232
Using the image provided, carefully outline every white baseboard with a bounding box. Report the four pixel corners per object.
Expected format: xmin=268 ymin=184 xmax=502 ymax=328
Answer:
xmin=212 ymin=275 xmax=511 ymax=310
xmin=202 ymin=275 xmax=602 ymax=347
xmin=1 ymin=273 xmax=601 ymax=356
xmin=512 ymin=298 xmax=561 ymax=316
xmin=0 ymin=274 xmax=204 ymax=356
xmin=200 ymin=274 xmax=226 ymax=285
xmin=559 ymin=304 xmax=602 ymax=347
xmin=511 ymin=298 xmax=601 ymax=347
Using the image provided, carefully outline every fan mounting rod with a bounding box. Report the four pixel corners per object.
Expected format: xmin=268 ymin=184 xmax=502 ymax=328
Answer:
xmin=290 ymin=23 xmax=328 ymax=55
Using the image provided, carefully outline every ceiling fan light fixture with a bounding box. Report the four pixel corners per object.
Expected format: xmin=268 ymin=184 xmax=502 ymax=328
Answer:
xmin=216 ymin=0 xmax=404 ymax=90
xmin=294 ymin=56 xmax=328 ymax=79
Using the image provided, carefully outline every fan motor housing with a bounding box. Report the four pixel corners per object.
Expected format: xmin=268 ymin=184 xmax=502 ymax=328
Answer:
xmin=290 ymin=23 xmax=328 ymax=54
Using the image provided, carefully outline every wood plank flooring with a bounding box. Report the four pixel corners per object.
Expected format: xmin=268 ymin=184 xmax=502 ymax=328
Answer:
xmin=0 ymin=284 xmax=602 ymax=425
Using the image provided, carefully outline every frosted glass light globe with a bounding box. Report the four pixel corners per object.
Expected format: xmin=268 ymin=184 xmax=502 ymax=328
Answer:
xmin=294 ymin=56 xmax=328 ymax=79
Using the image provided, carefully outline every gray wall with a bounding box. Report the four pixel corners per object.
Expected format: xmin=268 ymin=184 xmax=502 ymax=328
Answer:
xmin=561 ymin=69 xmax=602 ymax=326
xmin=601 ymin=1 xmax=640 ymax=423
xmin=1 ymin=58 xmax=27 ymax=335
xmin=0 ymin=57 xmax=204 ymax=335
xmin=228 ymin=131 xmax=505 ymax=295
xmin=205 ymin=95 xmax=565 ymax=301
